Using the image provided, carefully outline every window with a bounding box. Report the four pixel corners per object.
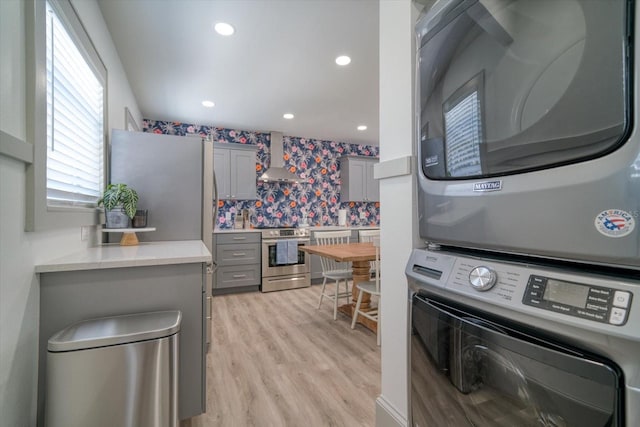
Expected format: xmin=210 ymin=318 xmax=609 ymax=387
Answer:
xmin=26 ymin=0 xmax=107 ymax=230
xmin=46 ymin=1 xmax=104 ymax=207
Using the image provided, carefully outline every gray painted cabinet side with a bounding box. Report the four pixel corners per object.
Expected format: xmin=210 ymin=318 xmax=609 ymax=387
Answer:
xmin=38 ymin=263 xmax=205 ymax=423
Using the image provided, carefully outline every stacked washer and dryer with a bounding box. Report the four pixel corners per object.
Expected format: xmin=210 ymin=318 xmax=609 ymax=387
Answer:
xmin=407 ymin=1 xmax=639 ymax=426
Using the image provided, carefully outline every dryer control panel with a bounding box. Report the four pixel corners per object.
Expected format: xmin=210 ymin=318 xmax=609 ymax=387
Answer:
xmin=406 ymin=248 xmax=638 ymax=331
xmin=523 ymin=275 xmax=632 ymax=326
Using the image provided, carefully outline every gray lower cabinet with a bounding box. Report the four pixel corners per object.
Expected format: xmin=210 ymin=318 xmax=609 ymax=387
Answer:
xmin=38 ymin=263 xmax=206 ymax=423
xmin=213 ymin=232 xmax=261 ymax=292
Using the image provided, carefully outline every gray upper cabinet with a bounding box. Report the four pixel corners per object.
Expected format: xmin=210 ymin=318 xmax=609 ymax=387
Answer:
xmin=339 ymin=156 xmax=379 ymax=202
xmin=214 ymin=148 xmax=231 ymax=199
xmin=214 ymin=143 xmax=258 ymax=200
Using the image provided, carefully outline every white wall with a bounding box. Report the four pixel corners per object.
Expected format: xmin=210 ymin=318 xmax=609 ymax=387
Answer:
xmin=377 ymin=1 xmax=424 ymax=425
xmin=0 ymin=1 xmax=139 ymax=425
xmin=71 ymin=0 xmax=142 ymax=134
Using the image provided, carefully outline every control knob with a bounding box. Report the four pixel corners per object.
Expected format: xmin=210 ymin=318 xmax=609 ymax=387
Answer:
xmin=469 ymin=266 xmax=497 ymax=291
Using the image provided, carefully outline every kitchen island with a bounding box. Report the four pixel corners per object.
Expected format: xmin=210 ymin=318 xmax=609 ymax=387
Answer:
xmin=36 ymin=240 xmax=211 ymax=424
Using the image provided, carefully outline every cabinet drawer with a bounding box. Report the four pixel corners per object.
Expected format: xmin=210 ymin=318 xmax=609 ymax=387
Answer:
xmin=216 ymin=243 xmax=260 ymax=265
xmin=216 ymin=232 xmax=261 ymax=245
xmin=215 ymin=265 xmax=261 ymax=288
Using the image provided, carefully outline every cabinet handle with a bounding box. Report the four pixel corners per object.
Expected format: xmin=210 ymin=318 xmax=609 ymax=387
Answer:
xmin=232 ymin=252 xmax=246 ymax=256
xmin=232 ymin=274 xmax=247 ymax=278
xmin=232 ymin=237 xmax=246 ymax=240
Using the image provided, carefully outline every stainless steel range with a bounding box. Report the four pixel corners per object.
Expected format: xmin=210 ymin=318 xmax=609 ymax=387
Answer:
xmin=260 ymin=227 xmax=310 ymax=292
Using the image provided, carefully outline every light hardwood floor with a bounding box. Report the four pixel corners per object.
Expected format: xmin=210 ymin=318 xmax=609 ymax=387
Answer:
xmin=182 ymin=285 xmax=381 ymax=427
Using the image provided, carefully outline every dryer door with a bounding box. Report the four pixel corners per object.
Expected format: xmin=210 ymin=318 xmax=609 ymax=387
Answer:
xmin=411 ymin=294 xmax=623 ymax=427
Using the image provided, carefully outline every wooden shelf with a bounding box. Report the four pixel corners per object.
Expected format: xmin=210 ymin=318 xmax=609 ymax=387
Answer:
xmin=102 ymin=227 xmax=156 ymax=246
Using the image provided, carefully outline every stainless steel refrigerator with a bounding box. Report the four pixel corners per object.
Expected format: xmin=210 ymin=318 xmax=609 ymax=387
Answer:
xmin=110 ymin=129 xmax=215 ymax=343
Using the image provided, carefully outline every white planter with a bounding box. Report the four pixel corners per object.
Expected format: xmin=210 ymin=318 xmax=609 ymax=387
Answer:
xmin=105 ymin=208 xmax=130 ymax=228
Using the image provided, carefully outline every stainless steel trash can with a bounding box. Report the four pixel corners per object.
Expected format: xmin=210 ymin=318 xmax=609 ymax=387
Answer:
xmin=45 ymin=311 xmax=181 ymax=427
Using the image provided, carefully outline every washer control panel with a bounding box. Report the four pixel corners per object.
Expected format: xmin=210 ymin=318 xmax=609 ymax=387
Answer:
xmin=522 ymin=275 xmax=632 ymax=326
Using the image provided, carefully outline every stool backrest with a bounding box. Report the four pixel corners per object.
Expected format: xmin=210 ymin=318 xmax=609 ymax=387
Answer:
xmin=372 ymin=237 xmax=380 ymax=292
xmin=358 ymin=229 xmax=380 ymax=243
xmin=313 ymin=230 xmax=352 ymax=273
xmin=358 ymin=229 xmax=380 ymax=272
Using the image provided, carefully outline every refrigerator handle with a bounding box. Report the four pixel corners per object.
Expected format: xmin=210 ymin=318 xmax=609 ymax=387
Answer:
xmin=203 ymin=139 xmax=214 ymax=255
xmin=213 ymin=169 xmax=219 ymax=230
xmin=205 ymin=261 xmax=213 ymax=351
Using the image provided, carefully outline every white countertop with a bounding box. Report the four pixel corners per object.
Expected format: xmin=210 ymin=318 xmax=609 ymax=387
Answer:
xmin=35 ymin=240 xmax=212 ymax=273
xmin=213 ymin=225 xmax=379 ymax=234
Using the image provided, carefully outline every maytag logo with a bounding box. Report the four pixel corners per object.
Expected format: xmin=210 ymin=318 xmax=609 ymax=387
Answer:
xmin=473 ymin=180 xmax=503 ymax=192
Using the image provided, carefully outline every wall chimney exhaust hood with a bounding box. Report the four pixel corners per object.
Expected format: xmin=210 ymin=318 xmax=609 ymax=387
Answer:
xmin=258 ymin=131 xmax=303 ymax=184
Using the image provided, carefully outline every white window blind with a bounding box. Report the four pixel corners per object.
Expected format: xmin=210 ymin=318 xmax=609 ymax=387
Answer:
xmin=46 ymin=1 xmax=104 ymax=207
xmin=444 ymin=91 xmax=482 ymax=177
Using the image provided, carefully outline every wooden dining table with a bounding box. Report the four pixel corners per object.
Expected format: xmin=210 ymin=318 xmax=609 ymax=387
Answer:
xmin=301 ymin=242 xmax=378 ymax=332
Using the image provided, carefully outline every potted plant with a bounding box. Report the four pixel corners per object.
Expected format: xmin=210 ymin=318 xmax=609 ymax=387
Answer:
xmin=98 ymin=183 xmax=139 ymax=228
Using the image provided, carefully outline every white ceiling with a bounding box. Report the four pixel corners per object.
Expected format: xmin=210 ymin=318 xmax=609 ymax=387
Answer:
xmin=98 ymin=0 xmax=380 ymax=146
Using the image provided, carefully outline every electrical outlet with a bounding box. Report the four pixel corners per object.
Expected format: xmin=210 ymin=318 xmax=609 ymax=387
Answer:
xmin=81 ymin=226 xmax=90 ymax=241
xmin=225 ymin=212 xmax=232 ymax=222
xmin=359 ymin=211 xmax=366 ymax=220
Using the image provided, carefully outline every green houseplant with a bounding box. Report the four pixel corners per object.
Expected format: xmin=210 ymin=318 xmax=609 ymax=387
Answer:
xmin=98 ymin=183 xmax=139 ymax=228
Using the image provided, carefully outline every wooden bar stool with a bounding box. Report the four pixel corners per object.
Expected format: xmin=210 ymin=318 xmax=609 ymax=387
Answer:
xmin=314 ymin=230 xmax=353 ymax=320
xmin=351 ymin=238 xmax=380 ymax=345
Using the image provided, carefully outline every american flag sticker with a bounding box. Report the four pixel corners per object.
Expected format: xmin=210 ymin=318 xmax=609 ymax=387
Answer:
xmin=595 ymin=209 xmax=635 ymax=238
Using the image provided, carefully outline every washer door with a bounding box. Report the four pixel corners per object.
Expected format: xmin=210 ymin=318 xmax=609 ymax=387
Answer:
xmin=411 ymin=294 xmax=623 ymax=427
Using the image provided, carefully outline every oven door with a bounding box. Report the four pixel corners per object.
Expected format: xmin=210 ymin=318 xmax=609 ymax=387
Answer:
xmin=261 ymin=239 xmax=310 ymax=278
xmin=410 ymin=294 xmax=623 ymax=427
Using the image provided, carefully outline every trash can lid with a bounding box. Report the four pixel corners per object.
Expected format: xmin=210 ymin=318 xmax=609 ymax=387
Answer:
xmin=48 ymin=310 xmax=182 ymax=352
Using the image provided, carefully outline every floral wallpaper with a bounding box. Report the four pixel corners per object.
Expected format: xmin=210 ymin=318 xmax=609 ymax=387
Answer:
xmin=143 ymin=120 xmax=380 ymax=229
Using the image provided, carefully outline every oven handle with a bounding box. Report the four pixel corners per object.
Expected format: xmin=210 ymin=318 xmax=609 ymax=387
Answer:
xmin=264 ymin=275 xmax=309 ymax=282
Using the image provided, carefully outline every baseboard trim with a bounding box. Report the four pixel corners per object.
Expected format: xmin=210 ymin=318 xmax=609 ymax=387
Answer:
xmin=375 ymin=395 xmax=407 ymax=427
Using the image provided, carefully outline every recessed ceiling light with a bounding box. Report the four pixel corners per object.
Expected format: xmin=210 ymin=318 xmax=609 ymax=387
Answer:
xmin=283 ymin=113 xmax=294 ymax=120
xmin=214 ymin=22 xmax=235 ymax=36
xmin=202 ymin=100 xmax=215 ymax=108
xmin=335 ymin=55 xmax=351 ymax=66
xmin=357 ymin=125 xmax=367 ymax=131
